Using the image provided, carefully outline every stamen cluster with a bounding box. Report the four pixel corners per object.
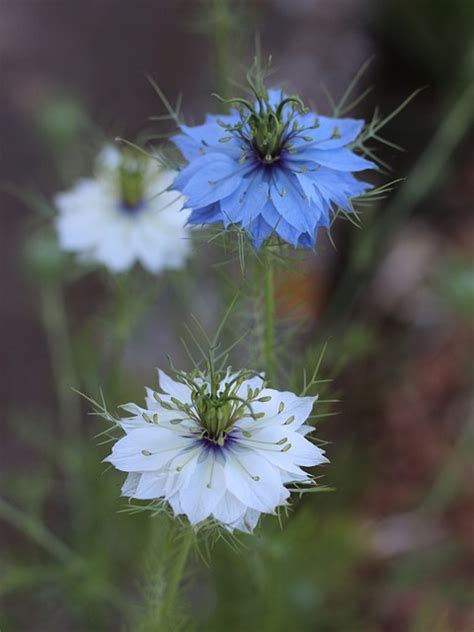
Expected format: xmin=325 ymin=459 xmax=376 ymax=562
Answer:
xmin=154 ymin=369 xmax=269 ymax=446
xmin=117 ymin=149 xmax=147 ymax=211
xmin=218 ymin=91 xmax=316 ymax=165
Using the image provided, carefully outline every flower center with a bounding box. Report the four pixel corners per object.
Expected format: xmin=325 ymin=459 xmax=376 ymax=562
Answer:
xmin=247 ymin=106 xmax=290 ymax=163
xmin=156 ymin=369 xmax=266 ymax=448
xmin=216 ymin=90 xmax=320 ymax=165
xmin=117 ymin=149 xmax=147 ymax=212
xmin=194 ymin=394 xmax=235 ymax=446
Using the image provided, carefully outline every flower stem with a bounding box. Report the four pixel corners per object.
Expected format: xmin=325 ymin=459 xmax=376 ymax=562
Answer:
xmin=39 ymin=279 xmax=85 ymax=530
xmin=263 ymin=251 xmax=276 ymax=384
xmin=140 ymin=527 xmax=194 ymax=631
xmin=39 ymin=280 xmax=81 ymax=442
xmin=164 ymin=528 xmax=193 ymax=612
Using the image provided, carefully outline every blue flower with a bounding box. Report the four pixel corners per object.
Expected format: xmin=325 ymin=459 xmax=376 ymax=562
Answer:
xmin=171 ymin=88 xmax=375 ymax=249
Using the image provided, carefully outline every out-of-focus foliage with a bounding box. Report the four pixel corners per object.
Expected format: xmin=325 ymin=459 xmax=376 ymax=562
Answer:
xmin=371 ymin=0 xmax=474 ymax=85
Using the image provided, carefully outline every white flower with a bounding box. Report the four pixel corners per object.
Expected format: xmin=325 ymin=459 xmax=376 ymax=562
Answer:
xmin=55 ymin=145 xmax=191 ymax=273
xmin=105 ymin=368 xmax=329 ymax=533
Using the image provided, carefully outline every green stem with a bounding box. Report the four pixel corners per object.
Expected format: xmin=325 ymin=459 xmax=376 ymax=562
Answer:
xmin=39 ymin=279 xmax=84 ymax=526
xmin=141 ymin=527 xmax=194 ymax=631
xmin=263 ymin=253 xmax=276 ymax=384
xmin=39 ymin=280 xmax=81 ymax=442
xmin=164 ymin=528 xmax=193 ymax=612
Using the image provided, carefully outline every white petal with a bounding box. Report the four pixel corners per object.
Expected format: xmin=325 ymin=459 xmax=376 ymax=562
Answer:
xmin=144 ymin=388 xmax=161 ymax=412
xmin=240 ymin=390 xmax=317 ymax=433
xmin=96 ymin=145 xmax=121 ymax=171
xmin=94 ymin=220 xmax=137 ymax=271
xmin=167 ymin=491 xmax=184 ymax=516
xmin=121 ymin=472 xmax=142 ymax=496
xmin=117 ymin=403 xmax=153 ymax=433
xmin=164 ymin=449 xmax=201 ymax=496
xmin=128 ymin=450 xmax=200 ymax=505
xmin=140 ymin=392 xmax=190 ymax=428
xmin=105 ymin=426 xmax=191 ymax=472
xmin=284 ymin=432 xmax=329 ymax=467
xmin=118 ymin=404 xmax=195 ymax=435
xmin=224 ymin=448 xmax=284 ymax=513
xmin=131 ymin=184 xmax=190 ymax=273
xmin=280 ymin=469 xmax=309 ymax=484
xmin=234 ymin=425 xmax=315 ymax=477
xmin=211 ymin=492 xmax=247 ymax=526
xmin=297 ymin=424 xmax=314 ymax=436
xmin=232 ymin=508 xmax=261 ymax=533
xmin=240 ymin=444 xmax=307 ymax=477
xmin=134 ymin=212 xmax=170 ymax=272
xmin=55 ymin=181 xmax=113 ymax=250
xmin=133 ymin=471 xmax=173 ymax=500
xmin=157 ymin=370 xmax=192 ymax=403
xmin=178 ymin=452 xmax=226 ymax=525
xmin=234 ymin=374 xmax=265 ymax=398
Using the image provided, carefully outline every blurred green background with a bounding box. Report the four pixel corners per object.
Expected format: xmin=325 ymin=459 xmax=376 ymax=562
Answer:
xmin=0 ymin=1 xmax=473 ymax=630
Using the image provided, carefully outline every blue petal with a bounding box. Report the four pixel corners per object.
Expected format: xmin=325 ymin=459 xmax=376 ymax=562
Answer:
xmin=269 ymin=167 xmax=314 ymax=233
xmin=173 ymin=151 xmax=227 ymax=191
xmin=294 ymin=147 xmax=375 ymax=172
xmin=260 ymin=202 xmax=307 ymax=247
xmin=306 ymin=199 xmax=327 ymax=233
xmin=291 ymin=115 xmax=364 ymax=150
xmin=247 ymin=214 xmax=273 ymax=250
xmin=188 ymin=203 xmax=223 ymax=225
xmin=297 ymin=231 xmax=316 ymax=248
xmin=318 ymin=208 xmax=331 ymax=228
xmin=219 ymin=167 xmax=269 ymax=227
xmin=317 ymin=166 xmax=371 ymax=195
xmin=171 ymin=134 xmax=201 ymax=162
xmin=179 ymin=112 xmax=240 ymax=149
xmin=181 ymin=154 xmax=252 ymax=207
xmin=292 ymin=169 xmax=320 ymax=203
xmin=306 ymin=166 xmax=372 ymax=211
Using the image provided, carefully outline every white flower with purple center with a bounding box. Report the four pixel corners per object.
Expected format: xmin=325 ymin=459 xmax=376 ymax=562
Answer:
xmin=55 ymin=145 xmax=191 ymax=273
xmin=105 ymin=368 xmax=328 ymax=532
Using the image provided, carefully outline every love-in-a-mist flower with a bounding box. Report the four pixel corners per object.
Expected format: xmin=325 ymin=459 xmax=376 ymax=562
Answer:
xmin=172 ymin=71 xmax=375 ymax=249
xmin=105 ymin=368 xmax=328 ymax=532
xmin=55 ymin=145 xmax=191 ymax=273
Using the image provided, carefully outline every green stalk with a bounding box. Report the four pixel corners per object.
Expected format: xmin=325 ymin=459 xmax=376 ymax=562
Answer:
xmin=39 ymin=279 xmax=84 ymax=526
xmin=140 ymin=527 xmax=194 ymax=631
xmin=263 ymin=252 xmax=276 ymax=384
xmin=163 ymin=528 xmax=193 ymax=613
xmin=105 ymin=272 xmax=156 ymax=394
xmin=39 ymin=280 xmax=81 ymax=442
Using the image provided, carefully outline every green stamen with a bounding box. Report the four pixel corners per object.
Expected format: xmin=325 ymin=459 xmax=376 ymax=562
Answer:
xmin=117 ymin=148 xmax=147 ymax=210
xmin=213 ymin=59 xmax=312 ymax=165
